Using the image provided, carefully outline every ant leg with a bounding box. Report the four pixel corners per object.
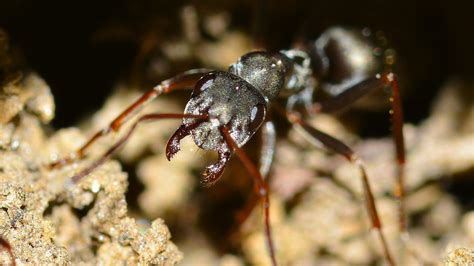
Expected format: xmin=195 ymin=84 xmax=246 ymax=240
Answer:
xmin=311 ymin=73 xmax=407 ymax=231
xmin=70 ymin=113 xmax=208 ymax=183
xmin=49 ymin=69 xmax=210 ymax=169
xmin=285 ymin=111 xmax=396 ymax=266
xmin=0 ymin=237 xmax=15 ymax=266
xmin=381 ymin=73 xmax=406 ymax=231
xmin=221 ymin=126 xmax=277 ymax=266
xmin=227 ymin=121 xmax=276 ymax=248
xmin=311 ymin=77 xmax=383 ymax=113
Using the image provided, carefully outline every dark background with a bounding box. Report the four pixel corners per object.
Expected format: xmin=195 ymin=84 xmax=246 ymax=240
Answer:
xmin=0 ymin=0 xmax=472 ymax=128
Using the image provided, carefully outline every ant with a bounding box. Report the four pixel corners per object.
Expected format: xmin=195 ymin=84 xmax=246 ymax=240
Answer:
xmin=50 ymin=26 xmax=406 ymax=266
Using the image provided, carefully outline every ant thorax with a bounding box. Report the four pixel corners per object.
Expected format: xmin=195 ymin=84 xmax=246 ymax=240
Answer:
xmin=228 ymin=51 xmax=287 ymax=101
xmin=278 ymin=49 xmax=314 ymax=98
xmin=228 ymin=50 xmax=315 ymax=100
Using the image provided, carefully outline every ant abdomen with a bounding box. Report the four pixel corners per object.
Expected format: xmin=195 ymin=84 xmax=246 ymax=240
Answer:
xmin=309 ymin=27 xmax=384 ymax=96
xmin=179 ymin=71 xmax=267 ymax=152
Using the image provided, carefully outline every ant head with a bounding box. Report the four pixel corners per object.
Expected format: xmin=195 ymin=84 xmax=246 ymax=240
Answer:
xmin=167 ymin=71 xmax=267 ymax=157
xmin=228 ymin=51 xmax=289 ymax=101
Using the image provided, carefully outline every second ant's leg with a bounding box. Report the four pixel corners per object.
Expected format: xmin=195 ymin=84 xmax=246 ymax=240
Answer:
xmin=221 ymin=126 xmax=277 ymax=266
xmin=70 ymin=112 xmax=208 ymax=183
xmin=0 ymin=237 xmax=15 ymax=266
xmin=311 ymin=73 xmax=407 ymax=231
xmin=285 ymin=111 xmax=396 ymax=266
xmin=50 ymin=69 xmax=210 ymax=168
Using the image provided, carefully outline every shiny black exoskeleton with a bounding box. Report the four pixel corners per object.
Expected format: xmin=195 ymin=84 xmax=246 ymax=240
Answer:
xmin=165 ymin=49 xmax=315 ymax=184
xmin=162 ymin=26 xmax=402 ymax=266
xmin=166 ymin=27 xmax=389 ymax=184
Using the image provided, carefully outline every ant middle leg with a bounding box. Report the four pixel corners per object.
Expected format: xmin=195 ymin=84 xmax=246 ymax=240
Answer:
xmin=283 ymin=110 xmax=396 ymax=266
xmin=49 ymin=69 xmax=210 ymax=169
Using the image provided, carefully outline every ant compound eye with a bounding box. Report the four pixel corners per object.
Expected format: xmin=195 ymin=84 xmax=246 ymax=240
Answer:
xmin=192 ymin=72 xmax=216 ymax=97
xmin=249 ymin=103 xmax=266 ymax=131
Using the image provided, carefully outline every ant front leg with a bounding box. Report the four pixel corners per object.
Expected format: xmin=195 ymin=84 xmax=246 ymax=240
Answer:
xmin=284 ymin=110 xmax=396 ymax=266
xmin=222 ymin=120 xmax=276 ymax=258
xmin=221 ymin=126 xmax=278 ymax=266
xmin=236 ymin=120 xmax=276 ymax=223
xmin=49 ymin=69 xmax=210 ymax=169
xmin=311 ymin=72 xmax=407 ymax=232
xmin=69 ymin=112 xmax=208 ymax=183
xmin=229 ymin=120 xmax=276 ymax=244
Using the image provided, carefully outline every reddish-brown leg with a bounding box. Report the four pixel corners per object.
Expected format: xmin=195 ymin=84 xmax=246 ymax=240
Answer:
xmin=50 ymin=69 xmax=210 ymax=169
xmin=70 ymin=113 xmax=208 ymax=183
xmin=0 ymin=237 xmax=15 ymax=266
xmin=311 ymin=72 xmax=407 ymax=232
xmin=381 ymin=72 xmax=406 ymax=231
xmin=284 ymin=110 xmax=395 ymax=266
xmin=221 ymin=126 xmax=277 ymax=266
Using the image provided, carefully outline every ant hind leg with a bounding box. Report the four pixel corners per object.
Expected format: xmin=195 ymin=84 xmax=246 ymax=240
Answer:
xmin=284 ymin=110 xmax=396 ymax=266
xmin=310 ymin=72 xmax=407 ymax=232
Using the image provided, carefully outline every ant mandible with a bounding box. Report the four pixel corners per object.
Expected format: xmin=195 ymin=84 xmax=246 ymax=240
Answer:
xmin=50 ymin=26 xmax=406 ymax=266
